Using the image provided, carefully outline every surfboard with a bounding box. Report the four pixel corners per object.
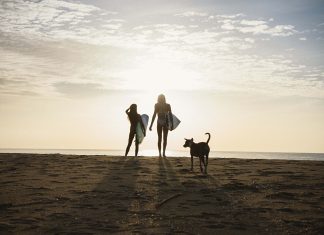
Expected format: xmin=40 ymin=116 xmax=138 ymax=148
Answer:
xmin=167 ymin=113 xmax=181 ymax=131
xmin=136 ymin=114 xmax=149 ymax=144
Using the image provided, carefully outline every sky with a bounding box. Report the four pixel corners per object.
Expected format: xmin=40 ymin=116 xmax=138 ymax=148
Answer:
xmin=0 ymin=0 xmax=324 ymax=153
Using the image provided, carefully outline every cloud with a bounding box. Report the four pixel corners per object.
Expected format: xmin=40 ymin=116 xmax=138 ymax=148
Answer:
xmin=0 ymin=1 xmax=322 ymax=99
xmin=54 ymin=81 xmax=109 ymax=98
xmin=0 ymin=0 xmax=123 ymax=45
xmin=216 ymin=13 xmax=245 ymax=19
xmin=0 ymin=78 xmax=38 ymax=96
xmin=175 ymin=11 xmax=208 ymax=17
xmin=0 ymin=41 xmax=130 ymax=96
xmin=0 ymin=1 xmax=297 ymax=51
xmin=0 ymin=47 xmax=59 ymax=96
xmin=244 ymin=38 xmax=255 ymax=43
xmin=240 ymin=19 xmax=267 ymax=26
xmin=218 ymin=17 xmax=296 ymax=36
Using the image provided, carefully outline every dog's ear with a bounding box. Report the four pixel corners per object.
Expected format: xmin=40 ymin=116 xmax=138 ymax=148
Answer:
xmin=191 ymin=138 xmax=193 ymax=141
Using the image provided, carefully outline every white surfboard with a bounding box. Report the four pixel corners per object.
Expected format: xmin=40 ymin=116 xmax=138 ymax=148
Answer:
xmin=167 ymin=113 xmax=181 ymax=131
xmin=136 ymin=114 xmax=149 ymax=144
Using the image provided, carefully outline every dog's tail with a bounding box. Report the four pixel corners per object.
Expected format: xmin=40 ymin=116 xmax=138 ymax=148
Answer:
xmin=205 ymin=132 xmax=211 ymax=144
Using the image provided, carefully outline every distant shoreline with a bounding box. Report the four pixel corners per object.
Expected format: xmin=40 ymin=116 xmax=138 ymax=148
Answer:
xmin=1 ymin=148 xmax=323 ymax=154
xmin=0 ymin=152 xmax=324 ymax=161
xmin=1 ymin=150 xmax=324 ymax=161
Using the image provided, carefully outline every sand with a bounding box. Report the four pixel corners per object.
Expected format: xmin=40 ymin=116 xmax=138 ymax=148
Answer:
xmin=0 ymin=153 xmax=323 ymax=234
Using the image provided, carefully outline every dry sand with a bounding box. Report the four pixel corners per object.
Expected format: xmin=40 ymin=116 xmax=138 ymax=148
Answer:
xmin=0 ymin=153 xmax=323 ymax=234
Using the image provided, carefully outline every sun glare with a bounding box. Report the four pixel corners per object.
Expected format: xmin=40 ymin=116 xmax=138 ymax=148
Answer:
xmin=118 ymin=60 xmax=202 ymax=91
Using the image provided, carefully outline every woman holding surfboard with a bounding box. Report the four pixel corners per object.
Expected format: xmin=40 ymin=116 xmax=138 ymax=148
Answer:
xmin=149 ymin=94 xmax=174 ymax=157
xmin=125 ymin=104 xmax=146 ymax=157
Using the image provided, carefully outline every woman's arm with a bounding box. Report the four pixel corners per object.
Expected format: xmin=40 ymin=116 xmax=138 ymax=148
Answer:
xmin=149 ymin=104 xmax=157 ymax=131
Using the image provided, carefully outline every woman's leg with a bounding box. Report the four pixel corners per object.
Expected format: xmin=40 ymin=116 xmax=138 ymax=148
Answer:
xmin=135 ymin=137 xmax=139 ymax=157
xmin=125 ymin=130 xmax=135 ymax=156
xmin=162 ymin=126 xmax=169 ymax=157
xmin=157 ymin=124 xmax=162 ymax=157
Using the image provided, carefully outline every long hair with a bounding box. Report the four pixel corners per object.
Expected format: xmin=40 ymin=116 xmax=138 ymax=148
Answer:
xmin=128 ymin=104 xmax=138 ymax=125
xmin=157 ymin=94 xmax=166 ymax=104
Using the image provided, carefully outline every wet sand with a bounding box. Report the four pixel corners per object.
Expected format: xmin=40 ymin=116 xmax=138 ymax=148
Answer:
xmin=0 ymin=153 xmax=323 ymax=234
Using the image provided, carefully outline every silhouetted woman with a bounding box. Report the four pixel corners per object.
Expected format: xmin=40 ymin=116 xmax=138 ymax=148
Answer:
xmin=125 ymin=104 xmax=145 ymax=157
xmin=149 ymin=94 xmax=173 ymax=157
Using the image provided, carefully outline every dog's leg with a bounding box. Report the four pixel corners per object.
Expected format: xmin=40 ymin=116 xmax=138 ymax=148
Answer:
xmin=206 ymin=153 xmax=209 ymax=166
xmin=201 ymin=156 xmax=206 ymax=174
xmin=199 ymin=157 xmax=203 ymax=173
xmin=191 ymin=155 xmax=193 ymax=171
xmin=205 ymin=153 xmax=209 ymax=174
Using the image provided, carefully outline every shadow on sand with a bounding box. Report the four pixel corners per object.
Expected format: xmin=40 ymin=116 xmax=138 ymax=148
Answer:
xmin=3 ymin=154 xmax=321 ymax=234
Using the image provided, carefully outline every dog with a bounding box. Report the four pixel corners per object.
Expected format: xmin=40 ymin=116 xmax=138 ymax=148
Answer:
xmin=183 ymin=133 xmax=210 ymax=174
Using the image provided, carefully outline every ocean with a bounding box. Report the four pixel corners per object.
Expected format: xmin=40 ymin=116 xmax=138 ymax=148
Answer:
xmin=0 ymin=149 xmax=323 ymax=161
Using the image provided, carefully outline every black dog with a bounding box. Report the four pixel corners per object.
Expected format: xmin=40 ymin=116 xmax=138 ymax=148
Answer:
xmin=183 ymin=133 xmax=210 ymax=174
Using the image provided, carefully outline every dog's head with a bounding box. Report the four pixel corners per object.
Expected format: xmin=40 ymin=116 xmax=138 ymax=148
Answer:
xmin=183 ymin=138 xmax=193 ymax=148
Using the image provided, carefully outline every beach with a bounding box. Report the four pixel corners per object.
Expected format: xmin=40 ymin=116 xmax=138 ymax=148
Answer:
xmin=0 ymin=153 xmax=323 ymax=234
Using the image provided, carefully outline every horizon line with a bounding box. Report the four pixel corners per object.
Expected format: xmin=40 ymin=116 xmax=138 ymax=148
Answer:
xmin=0 ymin=148 xmax=323 ymax=155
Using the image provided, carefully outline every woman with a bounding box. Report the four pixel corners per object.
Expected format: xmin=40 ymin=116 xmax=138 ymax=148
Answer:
xmin=149 ymin=94 xmax=173 ymax=157
xmin=125 ymin=104 xmax=145 ymax=157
